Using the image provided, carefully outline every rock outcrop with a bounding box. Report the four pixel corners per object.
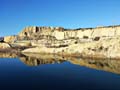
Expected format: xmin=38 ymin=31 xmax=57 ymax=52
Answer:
xmin=21 ymin=36 xmax=120 ymax=59
xmin=0 ymin=43 xmax=11 ymax=49
xmin=18 ymin=26 xmax=64 ymax=40
xmin=4 ymin=35 xmax=16 ymax=43
xmin=13 ymin=25 xmax=120 ymax=59
xmin=18 ymin=25 xmax=120 ymax=41
xmin=12 ymin=41 xmax=31 ymax=47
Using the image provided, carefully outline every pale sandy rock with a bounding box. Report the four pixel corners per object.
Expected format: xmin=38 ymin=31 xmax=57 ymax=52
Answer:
xmin=92 ymin=27 xmax=115 ymax=38
xmin=18 ymin=25 xmax=120 ymax=41
xmin=115 ymin=27 xmax=120 ymax=36
xmin=4 ymin=36 xmax=16 ymax=43
xmin=22 ymin=36 xmax=120 ymax=59
xmin=13 ymin=41 xmax=31 ymax=47
xmin=16 ymin=25 xmax=120 ymax=59
xmin=53 ymin=31 xmax=64 ymax=40
xmin=22 ymin=44 xmax=68 ymax=54
xmin=76 ymin=30 xmax=84 ymax=38
xmin=76 ymin=29 xmax=93 ymax=38
xmin=0 ymin=43 xmax=11 ymax=49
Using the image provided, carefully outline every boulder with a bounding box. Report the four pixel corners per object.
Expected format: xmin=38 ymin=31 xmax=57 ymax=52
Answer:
xmin=0 ymin=43 xmax=11 ymax=49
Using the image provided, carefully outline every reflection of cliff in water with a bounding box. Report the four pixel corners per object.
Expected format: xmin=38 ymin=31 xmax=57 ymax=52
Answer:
xmin=19 ymin=54 xmax=66 ymax=66
xmin=19 ymin=53 xmax=120 ymax=74
xmin=0 ymin=52 xmax=18 ymax=58
xmin=0 ymin=52 xmax=120 ymax=74
xmin=68 ymin=58 xmax=120 ymax=74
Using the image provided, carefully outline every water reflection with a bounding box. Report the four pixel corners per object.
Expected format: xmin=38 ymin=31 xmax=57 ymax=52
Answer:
xmin=0 ymin=52 xmax=120 ymax=74
xmin=19 ymin=54 xmax=66 ymax=66
xmin=19 ymin=53 xmax=120 ymax=74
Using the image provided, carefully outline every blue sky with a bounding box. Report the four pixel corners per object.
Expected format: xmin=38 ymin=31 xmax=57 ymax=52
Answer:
xmin=0 ymin=0 xmax=120 ymax=36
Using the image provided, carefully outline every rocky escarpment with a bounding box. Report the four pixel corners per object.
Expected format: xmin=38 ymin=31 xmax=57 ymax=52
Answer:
xmin=1 ymin=25 xmax=120 ymax=59
xmin=18 ymin=25 xmax=120 ymax=41
xmin=15 ymin=25 xmax=120 ymax=59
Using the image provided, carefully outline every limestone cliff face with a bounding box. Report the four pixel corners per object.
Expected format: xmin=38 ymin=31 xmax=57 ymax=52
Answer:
xmin=18 ymin=25 xmax=120 ymax=41
xmin=18 ymin=26 xmax=64 ymax=40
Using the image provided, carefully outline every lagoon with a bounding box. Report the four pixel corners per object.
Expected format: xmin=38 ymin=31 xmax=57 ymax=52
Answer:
xmin=0 ymin=54 xmax=120 ymax=90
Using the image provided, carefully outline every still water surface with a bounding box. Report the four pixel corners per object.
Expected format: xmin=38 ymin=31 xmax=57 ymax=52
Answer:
xmin=0 ymin=55 xmax=120 ymax=90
